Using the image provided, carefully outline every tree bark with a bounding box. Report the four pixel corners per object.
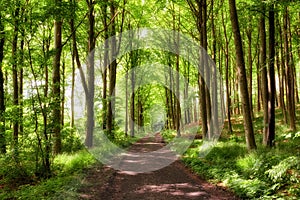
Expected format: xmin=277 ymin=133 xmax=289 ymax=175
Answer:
xmin=246 ymin=24 xmax=253 ymax=119
xmin=0 ymin=13 xmax=6 ymax=154
xmin=51 ymin=0 xmax=66 ymax=153
xmin=259 ymin=7 xmax=269 ymax=146
xmin=284 ymin=7 xmax=296 ymax=131
xmin=222 ymin=8 xmax=232 ymax=133
xmin=266 ymin=5 xmax=276 ymax=147
xmin=229 ymin=0 xmax=256 ymax=150
xmin=101 ymin=0 xmax=108 ymax=130
xmin=107 ymin=2 xmax=117 ymax=139
xmin=12 ymin=3 xmax=20 ymax=153
xmin=278 ymin=19 xmax=288 ymax=124
xmin=85 ymin=0 xmax=96 ymax=147
xmin=52 ymin=17 xmax=63 ymax=154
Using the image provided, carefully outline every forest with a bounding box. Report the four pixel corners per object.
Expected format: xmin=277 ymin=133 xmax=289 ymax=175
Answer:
xmin=0 ymin=0 xmax=300 ymax=199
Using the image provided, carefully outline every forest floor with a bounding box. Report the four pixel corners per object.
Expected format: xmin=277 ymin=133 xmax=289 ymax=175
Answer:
xmin=77 ymin=133 xmax=239 ymax=200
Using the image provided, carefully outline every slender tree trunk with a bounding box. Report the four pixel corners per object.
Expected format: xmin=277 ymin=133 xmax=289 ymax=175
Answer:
xmin=229 ymin=0 xmax=256 ymax=150
xmin=211 ymin=0 xmax=219 ymax=136
xmin=278 ymin=19 xmax=288 ymax=124
xmin=70 ymin=23 xmax=75 ymax=128
xmin=12 ymin=3 xmax=20 ymax=154
xmin=246 ymin=25 xmax=253 ymax=119
xmin=259 ymin=7 xmax=269 ymax=146
xmin=125 ymin=71 xmax=128 ymax=136
xmin=284 ymin=7 xmax=296 ymax=131
xmin=187 ymin=0 xmax=208 ymax=137
xmin=0 ymin=13 xmax=6 ymax=154
xmin=222 ymin=8 xmax=232 ymax=133
xmin=85 ymin=0 xmax=96 ymax=147
xmin=168 ymin=56 xmax=175 ymax=129
xmin=288 ymin=15 xmax=299 ymax=104
xmin=69 ymin=0 xmax=87 ymax=129
xmin=184 ymin=59 xmax=191 ymax=124
xmin=199 ymin=0 xmax=208 ymax=138
xmin=173 ymin=8 xmax=181 ymax=137
xmin=256 ymin=51 xmax=261 ymax=112
xmin=19 ymin=9 xmax=25 ymax=135
xmin=102 ymin=1 xmax=108 ymax=130
xmin=52 ymin=2 xmax=63 ymax=153
xmin=107 ymin=2 xmax=117 ymax=139
xmin=266 ymin=6 xmax=276 ymax=147
xmin=70 ymin=1 xmax=76 ymax=129
xmin=130 ymin=67 xmax=135 ymax=137
xmin=61 ymin=58 xmax=65 ymax=126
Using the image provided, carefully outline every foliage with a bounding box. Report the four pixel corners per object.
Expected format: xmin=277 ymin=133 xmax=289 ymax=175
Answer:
xmin=0 ymin=150 xmax=97 ymax=200
xmin=182 ymin=114 xmax=300 ymax=199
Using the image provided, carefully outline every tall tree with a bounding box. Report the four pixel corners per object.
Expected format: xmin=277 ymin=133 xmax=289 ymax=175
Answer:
xmin=283 ymin=6 xmax=296 ymax=131
xmin=12 ymin=0 xmax=20 ymax=154
xmin=101 ymin=0 xmax=109 ymax=130
xmin=0 ymin=12 xmax=6 ymax=154
xmin=107 ymin=1 xmax=117 ymax=139
xmin=52 ymin=0 xmax=63 ymax=154
xmin=259 ymin=4 xmax=269 ymax=146
xmin=187 ymin=0 xmax=208 ymax=138
xmin=228 ymin=0 xmax=256 ymax=150
xmin=266 ymin=4 xmax=276 ymax=147
xmin=85 ymin=0 xmax=96 ymax=147
xmin=221 ymin=6 xmax=232 ymax=133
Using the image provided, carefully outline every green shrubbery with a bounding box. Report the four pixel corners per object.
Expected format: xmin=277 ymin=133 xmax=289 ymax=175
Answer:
xmin=178 ymin=123 xmax=300 ymax=199
xmin=0 ymin=129 xmax=138 ymax=199
xmin=0 ymin=150 xmax=97 ymax=199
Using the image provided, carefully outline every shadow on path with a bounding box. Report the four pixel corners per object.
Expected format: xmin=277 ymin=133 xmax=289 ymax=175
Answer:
xmin=79 ymin=133 xmax=239 ymax=200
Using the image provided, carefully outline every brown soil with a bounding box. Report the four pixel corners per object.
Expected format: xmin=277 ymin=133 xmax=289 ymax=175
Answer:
xmin=78 ymin=133 xmax=240 ymax=200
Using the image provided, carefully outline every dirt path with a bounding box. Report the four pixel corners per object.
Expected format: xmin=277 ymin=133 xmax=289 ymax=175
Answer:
xmin=78 ymin=134 xmax=239 ymax=200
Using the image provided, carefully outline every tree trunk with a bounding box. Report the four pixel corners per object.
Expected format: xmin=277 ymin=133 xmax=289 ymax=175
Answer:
xmin=229 ymin=0 xmax=256 ymax=150
xmin=12 ymin=3 xmax=20 ymax=154
xmin=173 ymin=9 xmax=181 ymax=137
xmin=278 ymin=18 xmax=288 ymax=124
xmin=130 ymin=67 xmax=135 ymax=137
xmin=222 ymin=8 xmax=232 ymax=133
xmin=19 ymin=9 xmax=25 ymax=135
xmin=187 ymin=0 xmax=208 ymax=138
xmin=266 ymin=6 xmax=276 ymax=147
xmin=61 ymin=58 xmax=65 ymax=126
xmin=284 ymin=7 xmax=296 ymax=131
xmin=0 ymin=13 xmax=6 ymax=154
xmin=101 ymin=1 xmax=108 ymax=130
xmin=52 ymin=17 xmax=62 ymax=154
xmin=85 ymin=0 xmax=96 ymax=147
xmin=125 ymin=71 xmax=128 ymax=136
xmin=107 ymin=2 xmax=117 ymax=139
xmin=246 ymin=25 xmax=253 ymax=119
xmin=71 ymin=21 xmax=75 ymax=129
xmin=259 ymin=7 xmax=269 ymax=146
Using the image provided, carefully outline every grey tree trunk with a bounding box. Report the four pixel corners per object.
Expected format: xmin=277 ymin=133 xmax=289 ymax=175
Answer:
xmin=85 ymin=0 xmax=96 ymax=147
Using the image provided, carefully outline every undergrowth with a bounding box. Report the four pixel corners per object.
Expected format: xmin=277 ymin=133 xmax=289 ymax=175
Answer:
xmin=171 ymin=112 xmax=300 ymax=199
xmin=0 ymin=129 xmax=136 ymax=199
